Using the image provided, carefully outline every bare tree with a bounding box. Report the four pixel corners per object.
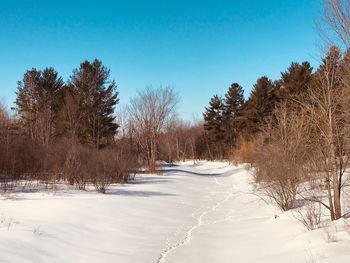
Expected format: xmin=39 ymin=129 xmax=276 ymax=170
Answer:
xmin=301 ymin=46 xmax=346 ymax=220
xmin=159 ymin=119 xmax=202 ymax=163
xmin=325 ymin=0 xmax=350 ymax=48
xmin=128 ymin=86 xmax=179 ymax=173
xmin=253 ymin=103 xmax=311 ymax=211
xmin=115 ymin=104 xmax=129 ymax=139
xmin=186 ymin=124 xmax=203 ymax=163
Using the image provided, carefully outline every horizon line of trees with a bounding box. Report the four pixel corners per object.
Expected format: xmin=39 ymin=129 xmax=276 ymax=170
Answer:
xmin=201 ymin=61 xmax=312 ymax=160
xmin=197 ymin=0 xmax=350 ymax=223
xmin=15 ymin=59 xmax=119 ymax=149
xmin=0 ymin=59 xmax=138 ymax=194
xmin=0 ymin=59 xmax=204 ymax=194
xmin=200 ymin=48 xmax=349 ymax=222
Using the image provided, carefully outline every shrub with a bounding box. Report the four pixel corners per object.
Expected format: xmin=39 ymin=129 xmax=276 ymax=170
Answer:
xmin=252 ymin=104 xmax=311 ymax=211
xmin=294 ymin=202 xmax=322 ymax=230
xmin=233 ymin=141 xmax=255 ymax=166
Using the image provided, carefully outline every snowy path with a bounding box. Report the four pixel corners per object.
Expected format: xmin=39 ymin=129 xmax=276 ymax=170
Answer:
xmin=0 ymin=161 xmax=349 ymax=262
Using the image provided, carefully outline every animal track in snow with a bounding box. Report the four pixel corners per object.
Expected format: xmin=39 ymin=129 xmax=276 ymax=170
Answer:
xmin=155 ymin=185 xmax=236 ymax=263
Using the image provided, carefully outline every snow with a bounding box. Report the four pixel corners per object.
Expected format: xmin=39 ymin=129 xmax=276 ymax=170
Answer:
xmin=0 ymin=161 xmax=349 ymax=262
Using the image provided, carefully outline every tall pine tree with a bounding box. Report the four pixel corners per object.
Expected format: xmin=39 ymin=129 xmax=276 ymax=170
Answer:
xmin=15 ymin=67 xmax=64 ymax=145
xmin=203 ymin=95 xmax=225 ymax=159
xmin=69 ymin=59 xmax=119 ymax=149
xmin=222 ymin=83 xmax=245 ymax=153
xmin=244 ymin=76 xmax=277 ymax=136
xmin=278 ymin=61 xmax=313 ymax=100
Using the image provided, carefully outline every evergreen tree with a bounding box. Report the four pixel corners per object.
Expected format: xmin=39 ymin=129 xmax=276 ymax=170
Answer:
xmin=69 ymin=59 xmax=119 ymax=148
xmin=203 ymin=95 xmax=225 ymax=159
xmin=244 ymin=76 xmax=277 ymax=136
xmin=222 ymin=83 xmax=245 ymax=152
xmin=15 ymin=67 xmax=64 ymax=145
xmin=15 ymin=69 xmax=41 ymax=140
xmin=278 ymin=61 xmax=313 ymax=100
xmin=40 ymin=68 xmax=65 ymax=133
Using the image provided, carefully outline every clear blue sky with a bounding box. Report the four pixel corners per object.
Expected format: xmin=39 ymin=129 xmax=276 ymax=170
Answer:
xmin=0 ymin=0 xmax=322 ymax=120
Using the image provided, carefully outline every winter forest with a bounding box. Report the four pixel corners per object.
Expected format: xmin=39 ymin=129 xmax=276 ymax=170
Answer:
xmin=1 ymin=0 xmax=350 ymax=262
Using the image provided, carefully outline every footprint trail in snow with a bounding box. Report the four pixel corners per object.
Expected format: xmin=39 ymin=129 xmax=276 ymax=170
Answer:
xmin=156 ymin=172 xmax=236 ymax=263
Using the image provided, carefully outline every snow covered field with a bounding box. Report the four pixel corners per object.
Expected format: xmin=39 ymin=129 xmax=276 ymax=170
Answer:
xmin=0 ymin=161 xmax=349 ymax=263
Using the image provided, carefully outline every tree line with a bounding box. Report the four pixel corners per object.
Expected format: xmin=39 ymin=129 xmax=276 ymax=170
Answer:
xmin=201 ymin=47 xmax=348 ymax=222
xmin=15 ymin=59 xmax=118 ymax=148
xmin=198 ymin=0 xmax=350 ymax=223
xmin=0 ymin=59 xmax=205 ymax=193
xmin=0 ymin=59 xmax=137 ymax=193
xmin=201 ymin=61 xmax=312 ymax=160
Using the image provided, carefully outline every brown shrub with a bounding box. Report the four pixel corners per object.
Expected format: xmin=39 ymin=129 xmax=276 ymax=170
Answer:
xmin=252 ymin=103 xmax=311 ymax=211
xmin=294 ymin=202 xmax=322 ymax=230
xmin=0 ymin=133 xmax=139 ymax=193
xmin=232 ymin=141 xmax=255 ymax=166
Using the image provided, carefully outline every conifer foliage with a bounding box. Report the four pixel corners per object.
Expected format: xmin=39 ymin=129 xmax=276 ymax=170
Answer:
xmin=279 ymin=61 xmax=313 ymax=100
xmin=15 ymin=60 xmax=119 ymax=149
xmin=5 ymin=59 xmax=133 ymax=194
xmin=69 ymin=59 xmax=119 ymax=149
xmin=222 ymin=83 xmax=245 ymax=151
xmin=202 ymin=83 xmax=246 ymax=159
xmin=203 ymin=95 xmax=225 ymax=159
xmin=200 ymin=68 xmax=314 ymax=160
xmin=15 ymin=68 xmax=64 ymax=145
xmin=244 ymin=76 xmax=277 ymax=136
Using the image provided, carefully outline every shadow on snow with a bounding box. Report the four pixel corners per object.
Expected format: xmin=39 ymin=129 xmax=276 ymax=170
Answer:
xmin=161 ymin=165 xmax=246 ymax=178
xmin=106 ymin=189 xmax=177 ymax=197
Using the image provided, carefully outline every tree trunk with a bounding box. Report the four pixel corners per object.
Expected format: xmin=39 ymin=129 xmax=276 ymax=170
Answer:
xmin=330 ymin=144 xmax=342 ymax=219
xmin=328 ymin=91 xmax=342 ymax=219
xmin=326 ymin=175 xmax=335 ymax=221
xmin=148 ymin=134 xmax=157 ymax=174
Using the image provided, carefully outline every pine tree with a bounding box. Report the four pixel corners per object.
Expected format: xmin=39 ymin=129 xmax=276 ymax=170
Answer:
xmin=278 ymin=61 xmax=313 ymax=100
xmin=69 ymin=59 xmax=119 ymax=149
xmin=40 ymin=68 xmax=65 ymax=136
xmin=15 ymin=67 xmax=64 ymax=145
xmin=222 ymin=83 xmax=245 ymax=153
xmin=244 ymin=76 xmax=277 ymax=136
xmin=15 ymin=69 xmax=41 ymax=140
xmin=203 ymin=95 xmax=225 ymax=159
